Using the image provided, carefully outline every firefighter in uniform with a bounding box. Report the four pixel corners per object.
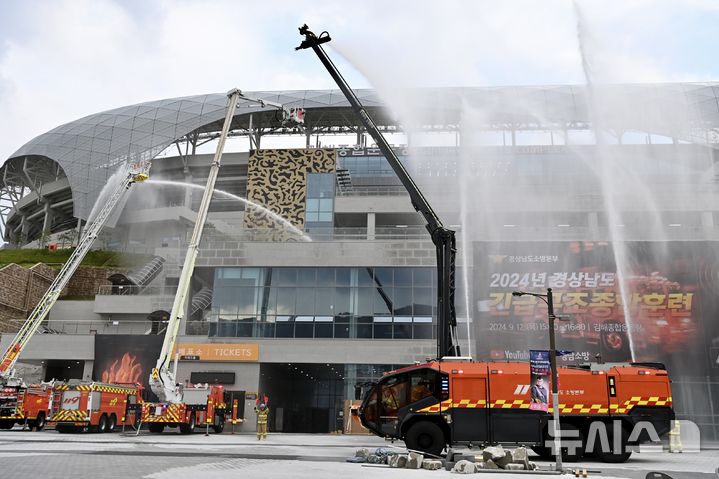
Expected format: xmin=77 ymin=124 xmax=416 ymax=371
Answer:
xmin=256 ymin=403 xmax=269 ymax=440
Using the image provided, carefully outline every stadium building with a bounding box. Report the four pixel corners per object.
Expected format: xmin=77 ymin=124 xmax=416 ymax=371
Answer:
xmin=1 ymin=84 xmax=718 ymax=437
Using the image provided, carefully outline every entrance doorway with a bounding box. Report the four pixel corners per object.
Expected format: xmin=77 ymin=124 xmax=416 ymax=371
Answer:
xmin=259 ymin=363 xmax=346 ymax=433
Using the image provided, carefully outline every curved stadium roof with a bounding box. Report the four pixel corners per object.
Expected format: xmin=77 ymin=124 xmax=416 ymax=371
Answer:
xmin=3 ymin=83 xmax=719 ymax=219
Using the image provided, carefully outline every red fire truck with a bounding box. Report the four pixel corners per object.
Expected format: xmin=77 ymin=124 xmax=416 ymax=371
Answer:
xmin=359 ymin=360 xmax=673 ymax=462
xmin=0 ymin=383 xmax=53 ymax=430
xmin=49 ymin=381 xmax=142 ymax=433
xmin=141 ymin=383 xmax=231 ymax=434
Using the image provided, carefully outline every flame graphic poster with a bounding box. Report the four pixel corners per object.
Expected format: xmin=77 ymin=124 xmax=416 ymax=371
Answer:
xmin=93 ymin=335 xmax=163 ymax=400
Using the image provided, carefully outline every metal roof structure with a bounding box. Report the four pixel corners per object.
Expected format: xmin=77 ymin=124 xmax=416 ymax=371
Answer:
xmin=1 ymin=83 xmax=718 ymax=232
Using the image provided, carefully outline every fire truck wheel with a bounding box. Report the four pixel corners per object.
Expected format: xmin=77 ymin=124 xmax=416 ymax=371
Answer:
xmin=98 ymin=414 xmax=109 ymax=433
xmin=538 ymin=424 xmax=585 ymax=462
xmin=530 ymin=446 xmax=553 ymax=459
xmin=148 ymin=423 xmax=165 ymax=433
xmin=180 ymin=413 xmax=196 ymax=434
xmin=559 ymin=424 xmax=585 ymax=462
xmin=404 ymin=421 xmax=445 ymax=457
xmin=595 ymin=424 xmax=632 ymax=463
xmin=107 ymin=414 xmax=117 ymax=432
xmin=34 ymin=412 xmax=46 ymax=431
xmin=212 ymin=415 xmax=225 ymax=434
xmin=0 ymin=420 xmax=13 ymax=430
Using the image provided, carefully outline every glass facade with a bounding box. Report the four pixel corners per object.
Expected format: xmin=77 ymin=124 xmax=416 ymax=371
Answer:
xmin=305 ymin=173 xmax=335 ymax=230
xmin=208 ymin=267 xmax=436 ymax=339
xmin=340 ymin=156 xmax=396 ymax=177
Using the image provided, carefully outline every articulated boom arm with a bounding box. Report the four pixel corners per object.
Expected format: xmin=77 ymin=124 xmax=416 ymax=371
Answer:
xmin=296 ymin=26 xmax=460 ymax=358
xmin=235 ymin=90 xmax=305 ymax=127
xmin=150 ymin=89 xmax=241 ymax=403
xmin=0 ymin=161 xmax=150 ymax=387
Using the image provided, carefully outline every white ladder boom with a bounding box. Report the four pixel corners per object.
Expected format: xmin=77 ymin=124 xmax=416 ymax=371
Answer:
xmin=150 ymin=89 xmax=241 ymax=403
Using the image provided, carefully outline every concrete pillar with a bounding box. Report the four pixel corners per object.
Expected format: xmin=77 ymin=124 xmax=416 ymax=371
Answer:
xmin=701 ymin=211 xmax=714 ymax=229
xmin=183 ymin=171 xmax=193 ymax=208
xmin=41 ymin=202 xmax=54 ymax=240
xmin=20 ymin=214 xmax=30 ymax=245
xmin=367 ymin=212 xmax=376 ymax=240
xmin=588 ymin=212 xmax=599 ymax=238
xmin=82 ymin=361 xmax=94 ymax=381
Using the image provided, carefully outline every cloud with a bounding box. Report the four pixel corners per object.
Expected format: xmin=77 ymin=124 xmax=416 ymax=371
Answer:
xmin=0 ymin=0 xmax=717 ymax=164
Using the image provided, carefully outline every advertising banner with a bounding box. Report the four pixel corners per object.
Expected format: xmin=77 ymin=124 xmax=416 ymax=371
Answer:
xmin=473 ymin=241 xmax=719 ymax=378
xmin=93 ymin=335 xmax=163 ymax=400
xmin=529 ymin=350 xmax=550 ymax=411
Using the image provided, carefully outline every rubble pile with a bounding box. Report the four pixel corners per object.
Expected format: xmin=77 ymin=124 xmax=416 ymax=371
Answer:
xmin=451 ymin=446 xmax=538 ymax=472
xmin=348 ymin=445 xmax=540 ymax=473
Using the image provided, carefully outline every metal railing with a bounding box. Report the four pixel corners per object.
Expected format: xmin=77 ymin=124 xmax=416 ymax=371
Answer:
xmin=200 ymin=226 xmax=430 ymax=243
xmin=39 ymin=319 xmax=160 ymax=335
xmin=336 ymin=186 xmax=409 ymax=196
xmin=96 ymin=285 xmax=177 ymax=296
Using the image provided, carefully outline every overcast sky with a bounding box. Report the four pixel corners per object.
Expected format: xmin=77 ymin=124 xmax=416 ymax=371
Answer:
xmin=0 ymin=0 xmax=718 ymax=163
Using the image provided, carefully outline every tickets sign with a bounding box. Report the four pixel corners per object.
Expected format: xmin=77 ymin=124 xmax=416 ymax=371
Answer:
xmin=173 ymin=343 xmax=259 ymax=362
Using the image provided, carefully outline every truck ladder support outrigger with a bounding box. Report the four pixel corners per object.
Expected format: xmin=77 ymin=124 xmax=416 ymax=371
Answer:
xmin=296 ymin=25 xmax=460 ymax=359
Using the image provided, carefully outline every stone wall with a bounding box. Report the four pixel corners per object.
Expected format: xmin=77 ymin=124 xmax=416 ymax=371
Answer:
xmin=0 ymin=263 xmax=122 ymax=334
xmin=63 ymin=266 xmax=121 ymax=297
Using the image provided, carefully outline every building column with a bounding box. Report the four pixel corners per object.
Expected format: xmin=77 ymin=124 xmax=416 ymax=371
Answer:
xmin=367 ymin=212 xmax=376 ymax=240
xmin=41 ymin=202 xmax=54 ymax=242
xmin=183 ymin=171 xmax=193 ymax=208
xmin=588 ymin=212 xmax=599 ymax=238
xmin=701 ymin=211 xmax=714 ymax=230
xmin=82 ymin=361 xmax=94 ymax=381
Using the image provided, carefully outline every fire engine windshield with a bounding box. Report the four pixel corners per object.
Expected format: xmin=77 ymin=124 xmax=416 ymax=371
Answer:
xmin=361 ymin=367 xmax=444 ymax=436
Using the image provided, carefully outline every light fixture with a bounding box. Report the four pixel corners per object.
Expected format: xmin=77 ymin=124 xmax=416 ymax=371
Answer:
xmin=395 ymin=225 xmax=408 ymax=228
xmin=668 ymin=223 xmax=681 ymax=227
xmin=557 ymin=224 xmax=570 ymax=227
xmin=502 ymin=224 xmax=516 ymax=228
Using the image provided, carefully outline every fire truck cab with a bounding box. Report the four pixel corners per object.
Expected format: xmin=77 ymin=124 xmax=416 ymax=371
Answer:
xmin=359 ymin=360 xmax=673 ymax=462
xmin=49 ymin=381 xmax=142 ymax=433
xmin=141 ymin=383 xmax=230 ymax=434
xmin=0 ymin=383 xmax=53 ymax=430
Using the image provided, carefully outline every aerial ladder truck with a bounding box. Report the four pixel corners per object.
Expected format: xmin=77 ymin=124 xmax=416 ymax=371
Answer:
xmin=0 ymin=161 xmax=150 ymax=431
xmin=141 ymin=89 xmax=304 ymax=434
xmin=297 ymin=25 xmax=673 ymax=462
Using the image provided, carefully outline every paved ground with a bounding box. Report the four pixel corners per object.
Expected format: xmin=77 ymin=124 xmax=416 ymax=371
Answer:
xmin=0 ymin=427 xmax=716 ymax=479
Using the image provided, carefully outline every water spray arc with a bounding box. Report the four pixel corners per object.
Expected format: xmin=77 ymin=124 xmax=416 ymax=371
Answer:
xmin=142 ymin=179 xmax=311 ymax=242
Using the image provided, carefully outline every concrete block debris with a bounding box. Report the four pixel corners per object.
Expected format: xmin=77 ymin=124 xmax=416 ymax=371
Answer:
xmin=407 ymin=451 xmax=424 ymax=469
xmin=388 ymin=454 xmax=408 ymax=468
xmin=453 ymin=460 xmax=477 ymax=474
xmin=422 ymin=459 xmax=443 ymax=470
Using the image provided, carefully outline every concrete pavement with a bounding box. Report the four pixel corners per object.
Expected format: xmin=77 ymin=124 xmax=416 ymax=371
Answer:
xmin=0 ymin=428 xmax=716 ymax=479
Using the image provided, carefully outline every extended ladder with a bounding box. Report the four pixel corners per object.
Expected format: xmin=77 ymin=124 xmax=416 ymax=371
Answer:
xmin=0 ymin=161 xmax=150 ymax=386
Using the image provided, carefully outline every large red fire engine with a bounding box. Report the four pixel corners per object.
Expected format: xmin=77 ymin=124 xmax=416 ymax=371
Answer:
xmin=0 ymin=382 xmax=53 ymax=430
xmin=0 ymin=162 xmax=150 ymax=433
xmin=141 ymin=383 xmax=231 ymax=434
xmin=141 ymin=90 xmax=254 ymax=435
xmin=359 ymin=360 xmax=673 ymax=462
xmin=49 ymin=381 xmax=142 ymax=433
xmin=296 ymin=25 xmax=675 ymax=464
